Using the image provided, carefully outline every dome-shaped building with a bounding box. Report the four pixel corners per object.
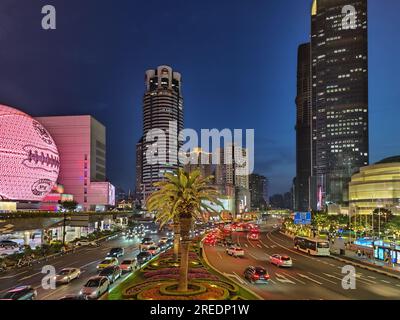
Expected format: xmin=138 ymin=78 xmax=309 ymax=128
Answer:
xmin=349 ymin=157 xmax=400 ymax=216
xmin=0 ymin=105 xmax=60 ymax=203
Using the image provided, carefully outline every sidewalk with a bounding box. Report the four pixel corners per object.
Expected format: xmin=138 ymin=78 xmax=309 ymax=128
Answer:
xmin=330 ymin=250 xmax=400 ymax=280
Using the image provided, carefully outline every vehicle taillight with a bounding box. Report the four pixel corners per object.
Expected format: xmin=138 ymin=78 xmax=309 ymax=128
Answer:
xmin=252 ymin=274 xmax=260 ymax=280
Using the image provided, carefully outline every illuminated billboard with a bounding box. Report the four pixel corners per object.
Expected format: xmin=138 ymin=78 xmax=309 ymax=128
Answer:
xmin=0 ymin=105 xmax=60 ymax=201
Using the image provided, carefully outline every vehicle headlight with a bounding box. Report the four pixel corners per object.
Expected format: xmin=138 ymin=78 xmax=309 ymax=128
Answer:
xmin=91 ymin=291 xmax=97 ymax=296
xmin=79 ymin=290 xmax=83 ymax=295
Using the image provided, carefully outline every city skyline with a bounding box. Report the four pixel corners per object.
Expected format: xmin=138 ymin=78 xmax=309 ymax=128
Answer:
xmin=0 ymin=0 xmax=399 ymax=195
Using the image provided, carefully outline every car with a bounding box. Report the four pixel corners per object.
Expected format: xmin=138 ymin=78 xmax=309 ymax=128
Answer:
xmin=244 ymin=266 xmax=270 ymax=284
xmin=120 ymin=259 xmax=137 ymax=272
xmin=107 ymin=247 xmax=125 ymax=258
xmin=0 ymin=240 xmax=19 ymax=249
xmin=98 ymin=266 xmax=122 ymax=283
xmin=147 ymin=246 xmax=161 ymax=256
xmin=140 ymin=241 xmax=156 ymax=251
xmin=226 ymin=246 xmax=245 ymax=258
xmin=159 ymin=237 xmax=169 ymax=244
xmin=0 ymin=286 xmax=37 ymax=300
xmin=76 ymin=240 xmax=98 ymax=247
xmin=136 ymin=251 xmax=152 ymax=265
xmin=97 ymin=257 xmax=119 ymax=270
xmin=270 ymin=254 xmax=293 ymax=268
xmin=59 ymin=294 xmax=88 ymax=300
xmin=141 ymin=237 xmax=153 ymax=243
xmin=54 ymin=268 xmax=81 ymax=284
xmin=80 ymin=276 xmax=110 ymax=300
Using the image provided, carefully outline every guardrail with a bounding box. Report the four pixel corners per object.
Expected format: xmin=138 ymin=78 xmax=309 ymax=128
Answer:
xmin=0 ymin=231 xmax=122 ymax=273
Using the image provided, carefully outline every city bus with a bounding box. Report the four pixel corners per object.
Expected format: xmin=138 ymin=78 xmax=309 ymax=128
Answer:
xmin=294 ymin=236 xmax=330 ymax=256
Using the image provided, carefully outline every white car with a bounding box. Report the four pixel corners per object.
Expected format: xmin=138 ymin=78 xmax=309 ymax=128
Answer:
xmin=54 ymin=268 xmax=81 ymax=284
xmin=75 ymin=240 xmax=98 ymax=247
xmin=120 ymin=259 xmax=137 ymax=272
xmin=80 ymin=276 xmax=110 ymax=300
xmin=159 ymin=237 xmax=169 ymax=244
xmin=226 ymin=246 xmax=245 ymax=258
xmin=140 ymin=241 xmax=156 ymax=251
xmin=270 ymin=254 xmax=293 ymax=268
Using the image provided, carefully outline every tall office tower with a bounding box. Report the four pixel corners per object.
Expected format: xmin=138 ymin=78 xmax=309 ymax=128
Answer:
xmin=311 ymin=0 xmax=368 ymax=207
xmin=183 ymin=148 xmax=213 ymax=179
xmin=35 ymin=116 xmax=115 ymax=211
xmin=215 ymin=144 xmax=250 ymax=214
xmin=135 ymin=137 xmax=144 ymax=202
xmin=249 ymin=174 xmax=268 ymax=211
xmin=141 ymin=65 xmax=184 ymax=201
xmin=295 ymin=43 xmax=312 ymax=212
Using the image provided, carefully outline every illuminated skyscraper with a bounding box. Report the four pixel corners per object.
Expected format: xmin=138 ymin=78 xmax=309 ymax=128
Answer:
xmin=311 ymin=0 xmax=368 ymax=207
xmin=140 ymin=65 xmax=184 ymax=201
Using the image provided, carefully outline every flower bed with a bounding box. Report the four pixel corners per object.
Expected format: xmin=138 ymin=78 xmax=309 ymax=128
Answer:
xmin=143 ymin=267 xmax=209 ymax=278
xmin=136 ymin=281 xmax=230 ymax=300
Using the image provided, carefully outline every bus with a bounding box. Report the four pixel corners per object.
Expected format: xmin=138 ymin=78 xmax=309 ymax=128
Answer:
xmin=294 ymin=236 xmax=330 ymax=256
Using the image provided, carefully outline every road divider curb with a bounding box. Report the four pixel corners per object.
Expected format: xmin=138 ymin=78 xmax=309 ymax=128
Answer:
xmin=200 ymin=240 xmax=264 ymax=301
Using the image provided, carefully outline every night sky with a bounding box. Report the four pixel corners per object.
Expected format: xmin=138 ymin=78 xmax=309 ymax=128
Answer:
xmin=0 ymin=0 xmax=399 ymax=195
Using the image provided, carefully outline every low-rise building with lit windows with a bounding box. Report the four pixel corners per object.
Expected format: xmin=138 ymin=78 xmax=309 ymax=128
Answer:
xmin=349 ymin=156 xmax=400 ymax=216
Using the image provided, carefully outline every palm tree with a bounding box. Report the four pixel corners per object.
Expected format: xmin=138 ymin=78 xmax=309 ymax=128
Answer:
xmin=146 ymin=169 xmax=222 ymax=292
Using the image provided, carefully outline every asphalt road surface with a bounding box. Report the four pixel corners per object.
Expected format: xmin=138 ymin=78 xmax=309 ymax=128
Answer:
xmin=0 ymin=232 xmax=162 ymax=300
xmin=204 ymin=222 xmax=400 ymax=300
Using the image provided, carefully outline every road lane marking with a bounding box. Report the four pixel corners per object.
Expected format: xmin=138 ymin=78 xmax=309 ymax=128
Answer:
xmin=261 ymin=243 xmax=269 ymax=249
xmin=275 ymin=273 xmax=296 ymax=284
xmin=0 ymin=270 xmax=28 ymax=280
xmin=381 ymin=280 xmax=391 ymax=284
xmin=298 ymin=273 xmax=323 ymax=285
xmin=280 ymin=272 xmax=306 ymax=284
xmin=367 ymin=276 xmax=376 ymax=280
xmin=329 ymin=264 xmax=336 ymax=267
xmin=232 ymin=272 xmax=245 ymax=284
xmin=246 ymin=234 xmax=255 ymax=248
xmin=257 ymin=244 xmax=262 ymax=249
xmin=244 ymin=243 xmax=248 ymax=248
xmin=217 ymin=252 xmax=223 ymax=260
xmin=332 ymin=272 xmax=376 ymax=285
xmin=20 ymin=271 xmax=42 ymax=281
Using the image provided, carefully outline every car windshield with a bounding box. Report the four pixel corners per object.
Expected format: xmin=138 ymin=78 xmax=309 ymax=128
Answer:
xmin=85 ymin=279 xmax=101 ymax=287
xmin=58 ymin=270 xmax=71 ymax=275
xmin=121 ymin=260 xmax=131 ymax=264
xmin=255 ymin=268 xmax=266 ymax=275
xmin=1 ymin=290 xmax=24 ymax=299
xmin=100 ymin=260 xmax=111 ymax=264
xmin=149 ymin=247 xmax=156 ymax=250
xmin=281 ymin=256 xmax=291 ymax=261
xmin=99 ymin=268 xmax=113 ymax=275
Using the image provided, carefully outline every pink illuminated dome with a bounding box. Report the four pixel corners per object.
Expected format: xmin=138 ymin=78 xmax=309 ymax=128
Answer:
xmin=0 ymin=104 xmax=60 ymax=202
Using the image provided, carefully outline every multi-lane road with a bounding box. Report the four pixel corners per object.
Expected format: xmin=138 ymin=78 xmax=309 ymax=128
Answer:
xmin=204 ymin=222 xmax=400 ymax=300
xmin=0 ymin=231 xmax=161 ymax=300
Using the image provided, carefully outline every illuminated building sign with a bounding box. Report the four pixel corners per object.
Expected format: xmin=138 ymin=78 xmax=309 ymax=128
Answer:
xmin=0 ymin=105 xmax=59 ymax=202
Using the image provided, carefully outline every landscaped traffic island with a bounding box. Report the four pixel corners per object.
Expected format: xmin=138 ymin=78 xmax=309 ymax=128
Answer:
xmin=107 ymin=244 xmax=256 ymax=300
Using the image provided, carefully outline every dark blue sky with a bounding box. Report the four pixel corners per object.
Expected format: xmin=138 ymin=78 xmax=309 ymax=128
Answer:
xmin=0 ymin=0 xmax=399 ymax=195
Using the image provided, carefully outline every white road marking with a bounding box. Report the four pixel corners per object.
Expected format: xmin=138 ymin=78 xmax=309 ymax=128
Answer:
xmin=381 ymin=280 xmax=391 ymax=284
xmin=261 ymin=243 xmax=269 ymax=249
xmin=20 ymin=271 xmax=42 ymax=281
xmin=367 ymin=276 xmax=376 ymax=280
xmin=257 ymin=244 xmax=262 ymax=249
xmin=329 ymin=264 xmax=336 ymax=267
xmin=0 ymin=270 xmax=28 ymax=280
xmin=298 ymin=273 xmax=323 ymax=285
xmin=280 ymin=272 xmax=306 ymax=284
xmin=232 ymin=272 xmax=245 ymax=284
xmin=244 ymin=243 xmax=248 ymax=248
xmin=275 ymin=273 xmax=296 ymax=284
xmin=217 ymin=252 xmax=223 ymax=260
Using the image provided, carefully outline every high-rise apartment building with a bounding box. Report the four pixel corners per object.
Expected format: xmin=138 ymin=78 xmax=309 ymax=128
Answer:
xmin=140 ymin=65 xmax=184 ymax=201
xmin=36 ymin=116 xmax=115 ymax=211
